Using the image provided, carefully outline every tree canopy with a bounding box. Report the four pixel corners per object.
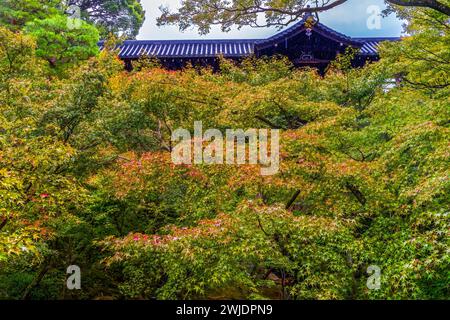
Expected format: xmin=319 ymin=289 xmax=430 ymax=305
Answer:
xmin=0 ymin=3 xmax=449 ymax=300
xmin=157 ymin=0 xmax=450 ymax=34
xmin=24 ymin=15 xmax=99 ymax=71
xmin=0 ymin=0 xmax=145 ymax=38
xmin=66 ymin=0 xmax=146 ymax=38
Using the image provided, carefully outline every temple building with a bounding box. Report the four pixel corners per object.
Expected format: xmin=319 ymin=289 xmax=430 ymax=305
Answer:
xmin=99 ymin=14 xmax=400 ymax=71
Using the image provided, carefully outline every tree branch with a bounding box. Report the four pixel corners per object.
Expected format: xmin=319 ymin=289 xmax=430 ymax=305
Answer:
xmin=159 ymin=0 xmax=450 ymax=33
xmin=286 ymin=189 xmax=301 ymax=210
xmin=386 ymin=0 xmax=450 ymax=16
xmin=0 ymin=217 xmax=8 ymax=231
xmin=345 ymin=183 xmax=366 ymax=206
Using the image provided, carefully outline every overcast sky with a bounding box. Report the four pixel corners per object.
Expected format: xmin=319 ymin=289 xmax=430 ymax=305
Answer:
xmin=137 ymin=0 xmax=404 ymax=40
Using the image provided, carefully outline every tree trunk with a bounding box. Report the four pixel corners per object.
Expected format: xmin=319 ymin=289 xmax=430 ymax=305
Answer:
xmin=0 ymin=218 xmax=8 ymax=231
xmin=22 ymin=264 xmax=50 ymax=300
xmin=286 ymin=190 xmax=301 ymax=210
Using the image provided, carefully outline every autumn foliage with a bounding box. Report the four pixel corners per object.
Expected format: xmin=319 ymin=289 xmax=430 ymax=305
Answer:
xmin=0 ymin=6 xmax=449 ymax=300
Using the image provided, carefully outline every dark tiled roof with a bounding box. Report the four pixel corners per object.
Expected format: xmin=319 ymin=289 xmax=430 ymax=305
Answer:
xmin=99 ymin=39 xmax=256 ymax=59
xmin=354 ymin=37 xmax=401 ymax=55
xmin=99 ymin=17 xmax=400 ymax=59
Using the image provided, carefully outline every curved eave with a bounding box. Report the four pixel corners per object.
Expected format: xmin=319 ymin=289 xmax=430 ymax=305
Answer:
xmin=255 ymin=18 xmax=361 ymax=50
xmin=355 ymin=37 xmax=401 ymax=56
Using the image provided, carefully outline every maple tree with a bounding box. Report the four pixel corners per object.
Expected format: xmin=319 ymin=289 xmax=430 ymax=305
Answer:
xmin=0 ymin=5 xmax=448 ymax=300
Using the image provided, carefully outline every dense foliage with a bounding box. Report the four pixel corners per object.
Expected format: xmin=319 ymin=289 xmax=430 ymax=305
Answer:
xmin=0 ymin=0 xmax=145 ymax=38
xmin=0 ymin=5 xmax=448 ymax=300
xmin=66 ymin=0 xmax=145 ymax=38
